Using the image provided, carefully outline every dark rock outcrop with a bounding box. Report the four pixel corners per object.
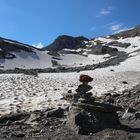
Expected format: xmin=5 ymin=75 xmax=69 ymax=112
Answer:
xmin=0 ymin=37 xmax=37 ymax=60
xmin=107 ymin=41 xmax=131 ymax=48
xmin=0 ymin=112 xmax=29 ymax=124
xmin=43 ymin=35 xmax=88 ymax=51
xmin=67 ymin=104 xmax=121 ymax=135
xmin=87 ymin=45 xmax=118 ymax=55
xmin=0 ymin=38 xmax=34 ymax=52
xmin=47 ymin=108 xmax=64 ymax=118
xmin=0 ymin=50 xmax=16 ymax=59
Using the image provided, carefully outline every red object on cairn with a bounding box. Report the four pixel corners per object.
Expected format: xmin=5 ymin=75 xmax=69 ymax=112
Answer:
xmin=79 ymin=74 xmax=93 ymax=83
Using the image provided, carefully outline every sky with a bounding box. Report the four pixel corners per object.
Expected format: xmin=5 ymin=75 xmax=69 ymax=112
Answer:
xmin=0 ymin=0 xmax=140 ymax=47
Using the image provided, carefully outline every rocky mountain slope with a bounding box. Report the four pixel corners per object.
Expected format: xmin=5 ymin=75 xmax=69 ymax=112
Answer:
xmin=0 ymin=25 xmax=140 ymax=72
xmin=43 ymin=35 xmax=88 ymax=51
xmin=0 ymin=37 xmax=34 ymax=59
xmin=0 ymin=25 xmax=140 ymax=140
xmin=110 ymin=25 xmax=140 ymax=39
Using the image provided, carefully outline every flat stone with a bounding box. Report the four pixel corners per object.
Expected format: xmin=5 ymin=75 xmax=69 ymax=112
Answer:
xmin=47 ymin=108 xmax=64 ymax=118
xmin=73 ymin=102 xmax=123 ymax=113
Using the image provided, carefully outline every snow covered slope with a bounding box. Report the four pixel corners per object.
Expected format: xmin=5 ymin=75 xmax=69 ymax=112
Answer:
xmin=0 ymin=26 xmax=140 ymax=115
xmin=0 ymin=50 xmax=96 ymax=70
xmin=0 ymin=25 xmax=140 ymax=71
xmin=0 ymin=37 xmax=94 ymax=70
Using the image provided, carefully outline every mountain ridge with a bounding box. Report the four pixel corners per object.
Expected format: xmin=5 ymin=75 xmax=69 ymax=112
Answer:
xmin=0 ymin=24 xmax=140 ymax=71
xmin=42 ymin=35 xmax=88 ymax=51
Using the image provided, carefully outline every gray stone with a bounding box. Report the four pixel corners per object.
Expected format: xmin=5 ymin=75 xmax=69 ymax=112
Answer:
xmin=47 ymin=108 xmax=64 ymax=118
xmin=135 ymin=112 xmax=140 ymax=119
xmin=122 ymin=108 xmax=136 ymax=119
xmin=67 ymin=104 xmax=121 ymax=135
xmin=68 ymin=90 xmax=72 ymax=93
xmin=122 ymin=112 xmax=134 ymax=120
xmin=75 ymin=84 xmax=92 ymax=94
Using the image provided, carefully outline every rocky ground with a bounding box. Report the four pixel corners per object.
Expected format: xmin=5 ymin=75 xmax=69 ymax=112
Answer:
xmin=0 ymin=83 xmax=139 ymax=140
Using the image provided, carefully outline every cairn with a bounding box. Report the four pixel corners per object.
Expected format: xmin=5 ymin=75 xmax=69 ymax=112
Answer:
xmin=75 ymin=74 xmax=95 ymax=104
xmin=66 ymin=74 xmax=123 ymax=135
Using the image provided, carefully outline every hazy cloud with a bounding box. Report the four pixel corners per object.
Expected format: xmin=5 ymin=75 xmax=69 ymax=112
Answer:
xmin=114 ymin=27 xmax=130 ymax=33
xmin=109 ymin=23 xmax=129 ymax=33
xmin=110 ymin=24 xmax=122 ymax=31
xmin=100 ymin=9 xmax=111 ymax=15
xmin=33 ymin=42 xmax=44 ymax=49
xmin=97 ymin=6 xmax=112 ymax=17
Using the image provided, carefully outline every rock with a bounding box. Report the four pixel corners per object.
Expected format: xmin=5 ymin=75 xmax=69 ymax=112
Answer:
xmin=23 ymin=70 xmax=38 ymax=76
xmin=25 ymin=112 xmax=41 ymax=125
xmin=63 ymin=92 xmax=80 ymax=102
xmin=112 ymin=93 xmax=121 ymax=98
xmin=67 ymin=105 xmax=121 ymax=135
xmin=68 ymin=90 xmax=72 ymax=93
xmin=11 ymin=132 xmax=25 ymax=138
xmin=122 ymin=108 xmax=136 ymax=120
xmin=122 ymin=112 xmax=134 ymax=120
xmin=51 ymin=60 xmax=59 ymax=67
xmin=124 ymin=91 xmax=131 ymax=97
xmin=75 ymin=84 xmax=92 ymax=94
xmin=78 ymin=94 xmax=95 ymax=104
xmin=135 ymin=112 xmax=140 ymax=119
xmin=0 ymin=112 xmax=29 ymax=124
xmin=135 ymin=90 xmax=140 ymax=94
xmin=126 ymin=107 xmax=136 ymax=113
xmin=75 ymin=110 xmax=100 ymax=135
xmin=102 ymin=45 xmax=118 ymax=54
xmin=74 ymin=102 xmax=123 ymax=112
xmin=122 ymin=81 xmax=128 ymax=84
xmin=44 ymin=35 xmax=88 ymax=51
xmin=104 ymin=93 xmax=112 ymax=96
xmin=47 ymin=108 xmax=64 ymax=118
xmin=106 ymin=98 xmax=115 ymax=104
xmin=79 ymin=97 xmax=95 ymax=104
xmin=107 ymin=41 xmax=131 ymax=48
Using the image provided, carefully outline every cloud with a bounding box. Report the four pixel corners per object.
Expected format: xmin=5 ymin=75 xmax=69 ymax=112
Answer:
xmin=114 ymin=27 xmax=131 ymax=34
xmin=33 ymin=42 xmax=44 ymax=49
xmin=97 ymin=6 xmax=112 ymax=17
xmin=110 ymin=24 xmax=122 ymax=31
xmin=109 ymin=23 xmax=129 ymax=33
xmin=100 ymin=9 xmax=111 ymax=15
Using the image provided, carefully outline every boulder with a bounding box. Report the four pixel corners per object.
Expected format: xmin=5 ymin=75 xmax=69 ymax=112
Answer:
xmin=0 ymin=112 xmax=29 ymax=124
xmin=68 ymin=90 xmax=72 ymax=93
xmin=135 ymin=112 xmax=140 ymax=119
xmin=75 ymin=84 xmax=92 ymax=94
xmin=74 ymin=102 xmax=123 ymax=112
xmin=47 ymin=108 xmax=64 ymax=118
xmin=67 ymin=103 xmax=122 ymax=135
xmin=122 ymin=81 xmax=128 ymax=84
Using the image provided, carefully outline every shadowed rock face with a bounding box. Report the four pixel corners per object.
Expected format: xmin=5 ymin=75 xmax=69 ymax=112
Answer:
xmin=43 ymin=35 xmax=88 ymax=51
xmin=110 ymin=25 xmax=140 ymax=39
xmin=0 ymin=37 xmax=36 ymax=60
xmin=0 ymin=38 xmax=34 ymax=52
xmin=107 ymin=41 xmax=131 ymax=48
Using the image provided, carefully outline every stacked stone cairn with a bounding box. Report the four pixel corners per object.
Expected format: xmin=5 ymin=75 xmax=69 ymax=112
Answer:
xmin=66 ymin=74 xmax=123 ymax=135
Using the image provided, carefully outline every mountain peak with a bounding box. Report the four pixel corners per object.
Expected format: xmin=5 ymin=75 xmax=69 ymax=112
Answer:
xmin=43 ymin=35 xmax=88 ymax=51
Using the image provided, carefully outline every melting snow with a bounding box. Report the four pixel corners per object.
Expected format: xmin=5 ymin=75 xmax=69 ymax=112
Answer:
xmin=0 ymin=36 xmax=140 ymax=115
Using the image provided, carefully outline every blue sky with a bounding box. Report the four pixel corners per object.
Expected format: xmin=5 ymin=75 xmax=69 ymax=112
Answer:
xmin=0 ymin=0 xmax=140 ymax=47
